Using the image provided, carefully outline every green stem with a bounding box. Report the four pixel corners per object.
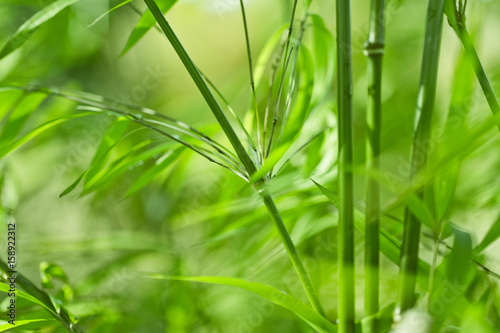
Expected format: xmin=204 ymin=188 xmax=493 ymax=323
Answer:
xmin=395 ymin=0 xmax=446 ymax=317
xmin=444 ymin=1 xmax=500 ymax=130
xmin=364 ymin=0 xmax=385 ymax=328
xmin=143 ymin=0 xmax=325 ymax=317
xmin=336 ymin=0 xmax=355 ymax=331
xmin=143 ymin=0 xmax=256 ymax=175
xmin=238 ymin=0 xmax=263 ymax=160
xmin=258 ymin=187 xmax=326 ymax=317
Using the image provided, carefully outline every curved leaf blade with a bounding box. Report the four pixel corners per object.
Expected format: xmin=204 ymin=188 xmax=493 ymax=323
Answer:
xmin=0 ymin=319 xmax=56 ymax=332
xmin=0 ymin=112 xmax=96 ymax=159
xmin=148 ymin=275 xmax=337 ymax=333
xmin=121 ymin=0 xmax=178 ymax=56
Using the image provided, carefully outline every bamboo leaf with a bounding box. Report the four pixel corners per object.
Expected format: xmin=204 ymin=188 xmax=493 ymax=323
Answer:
xmin=148 ymin=275 xmax=337 ymax=333
xmin=84 ymin=118 xmax=131 ymax=184
xmin=0 ymin=93 xmax=47 ymax=146
xmin=0 ymin=0 xmax=80 ymax=60
xmin=0 ymin=283 xmax=50 ymax=311
xmin=82 ymin=141 xmax=178 ymax=194
xmin=474 ymin=213 xmax=500 ymax=255
xmin=0 ymin=319 xmax=56 ymax=332
xmin=125 ymin=145 xmax=185 ymax=196
xmin=122 ymin=0 xmax=179 ymax=56
xmin=0 ymin=260 xmax=82 ymax=333
xmin=0 ymin=112 xmax=96 ymax=159
xmin=249 ymin=144 xmax=288 ymax=183
xmin=88 ymin=0 xmax=134 ymax=27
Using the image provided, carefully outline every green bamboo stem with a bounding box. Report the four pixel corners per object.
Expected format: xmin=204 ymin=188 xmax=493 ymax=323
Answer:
xmin=336 ymin=0 xmax=355 ymax=331
xmin=395 ymin=0 xmax=446 ymax=317
xmin=143 ymin=0 xmax=325 ymax=317
xmin=363 ymin=0 xmax=385 ymax=328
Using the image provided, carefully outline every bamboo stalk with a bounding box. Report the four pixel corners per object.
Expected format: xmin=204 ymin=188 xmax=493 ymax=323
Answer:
xmin=336 ymin=0 xmax=355 ymax=331
xmin=395 ymin=0 xmax=446 ymax=317
xmin=363 ymin=0 xmax=385 ymax=328
xmin=143 ymin=0 xmax=325 ymax=317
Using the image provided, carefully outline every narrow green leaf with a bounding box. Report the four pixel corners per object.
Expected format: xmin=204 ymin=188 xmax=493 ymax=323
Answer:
xmin=122 ymin=0 xmax=178 ymax=55
xmin=85 ymin=118 xmax=130 ymax=183
xmin=88 ymin=0 xmax=134 ymax=27
xmin=474 ymin=213 xmax=500 ymax=255
xmin=83 ymin=141 xmax=178 ymax=193
xmin=125 ymin=146 xmax=184 ymax=196
xmin=312 ymin=179 xmax=340 ymax=207
xmin=0 ymin=93 xmax=47 ymax=146
xmin=0 ymin=112 xmax=96 ymax=159
xmin=250 ymin=144 xmax=288 ymax=183
xmin=60 ymin=127 xmax=147 ymax=197
xmin=0 ymin=319 xmax=56 ymax=332
xmin=0 ymin=0 xmax=79 ymax=60
xmin=0 ymin=260 xmax=83 ymax=333
xmin=148 ymin=275 xmax=337 ymax=333
xmin=0 ymin=283 xmax=50 ymax=311
xmin=59 ymin=172 xmax=86 ymax=198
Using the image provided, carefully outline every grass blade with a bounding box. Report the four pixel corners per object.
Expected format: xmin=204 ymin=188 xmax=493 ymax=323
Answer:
xmin=88 ymin=0 xmax=134 ymax=27
xmin=121 ymin=0 xmax=178 ymax=56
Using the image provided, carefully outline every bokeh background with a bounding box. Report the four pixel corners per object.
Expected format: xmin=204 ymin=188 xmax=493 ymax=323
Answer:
xmin=1 ymin=0 xmax=500 ymax=331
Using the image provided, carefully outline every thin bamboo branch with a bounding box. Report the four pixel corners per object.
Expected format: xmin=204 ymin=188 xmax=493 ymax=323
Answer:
xmin=444 ymin=0 xmax=500 ymax=131
xmin=336 ymin=0 xmax=355 ymax=330
xmin=363 ymin=0 xmax=385 ymax=328
xmin=143 ymin=0 xmax=325 ymax=316
xmin=238 ymin=0 xmax=263 ymax=161
xmin=395 ymin=0 xmax=446 ymax=317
